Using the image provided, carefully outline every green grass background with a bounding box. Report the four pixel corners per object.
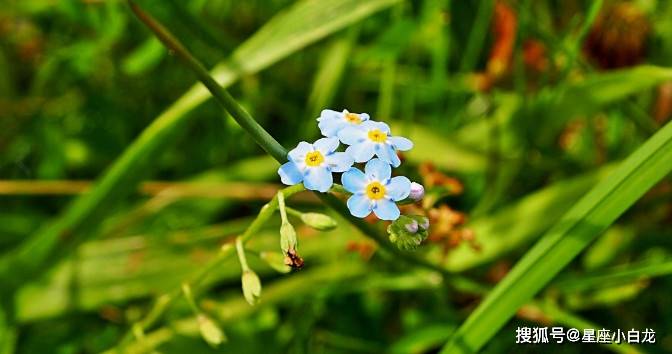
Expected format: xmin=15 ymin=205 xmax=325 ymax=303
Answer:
xmin=1 ymin=0 xmax=672 ymax=353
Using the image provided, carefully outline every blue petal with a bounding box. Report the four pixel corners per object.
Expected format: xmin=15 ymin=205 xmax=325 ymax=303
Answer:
xmin=345 ymin=142 xmax=376 ymax=163
xmin=347 ymin=193 xmax=373 ymax=218
xmin=303 ymin=166 xmax=333 ymax=193
xmin=372 ymin=199 xmax=400 ymax=220
xmin=314 ymin=137 xmax=339 ymax=154
xmin=341 ymin=167 xmax=367 ymax=193
xmin=318 ymin=109 xmax=342 ymax=121
xmin=389 ymin=136 xmax=413 ymax=151
xmin=278 ymin=162 xmax=304 ymax=185
xmin=326 ymin=152 xmax=353 ymax=172
xmin=338 ymin=126 xmax=366 ymax=145
xmin=318 ymin=119 xmax=344 ymax=138
xmin=386 ymin=176 xmax=411 ymax=201
xmin=288 ymin=141 xmax=313 ymax=163
xmin=359 ymin=113 xmax=370 ymax=122
xmin=361 ymin=120 xmax=390 ymax=134
xmin=364 ymin=158 xmax=391 ymax=181
xmin=376 ymin=143 xmax=401 ymax=167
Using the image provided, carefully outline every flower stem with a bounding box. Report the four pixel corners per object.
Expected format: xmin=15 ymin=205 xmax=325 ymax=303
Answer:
xmin=235 ymin=237 xmax=251 ymax=272
xmin=277 ymin=191 xmax=289 ymax=224
xmin=115 ymin=184 xmax=305 ymax=351
xmin=128 ymin=1 xmax=287 ymax=162
xmin=284 ymin=207 xmax=304 ymax=218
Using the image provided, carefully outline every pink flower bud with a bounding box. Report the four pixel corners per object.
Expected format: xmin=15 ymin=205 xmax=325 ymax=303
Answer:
xmin=409 ymin=182 xmax=425 ymax=201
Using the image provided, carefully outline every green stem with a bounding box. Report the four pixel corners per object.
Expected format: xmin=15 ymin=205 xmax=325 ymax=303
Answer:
xmin=284 ymin=207 xmax=304 ymax=218
xmin=235 ymin=237 xmax=251 ymax=272
xmin=277 ymin=190 xmax=289 ymax=224
xmin=115 ymin=184 xmax=305 ymax=351
xmin=181 ymin=283 xmax=201 ymax=316
xmin=128 ymin=1 xmax=287 ymax=162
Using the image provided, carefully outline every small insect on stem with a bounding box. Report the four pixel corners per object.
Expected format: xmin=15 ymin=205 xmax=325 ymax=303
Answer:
xmin=284 ymin=248 xmax=304 ymax=270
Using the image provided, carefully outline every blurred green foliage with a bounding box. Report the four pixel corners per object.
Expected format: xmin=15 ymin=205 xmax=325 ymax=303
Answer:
xmin=1 ymin=0 xmax=672 ymax=353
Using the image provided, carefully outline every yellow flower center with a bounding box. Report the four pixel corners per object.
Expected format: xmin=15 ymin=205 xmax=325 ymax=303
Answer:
xmin=304 ymin=151 xmax=324 ymax=167
xmin=344 ymin=112 xmax=362 ymax=124
xmin=367 ymin=129 xmax=387 ymax=143
xmin=366 ymin=181 xmax=386 ymax=200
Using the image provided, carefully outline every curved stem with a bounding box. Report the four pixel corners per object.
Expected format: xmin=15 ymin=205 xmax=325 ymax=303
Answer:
xmin=115 ymin=184 xmax=305 ymax=351
xmin=128 ymin=1 xmax=287 ymax=162
xmin=235 ymin=237 xmax=251 ymax=272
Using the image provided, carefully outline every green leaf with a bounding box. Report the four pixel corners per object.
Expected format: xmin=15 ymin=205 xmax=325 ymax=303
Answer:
xmin=122 ymin=37 xmax=165 ymax=75
xmin=442 ymin=167 xmax=612 ymax=272
xmin=399 ymin=122 xmax=487 ymax=172
xmin=530 ymin=66 xmax=672 ymax=142
xmin=441 ymin=121 xmax=672 ymax=354
xmin=390 ymin=324 xmax=455 ymax=354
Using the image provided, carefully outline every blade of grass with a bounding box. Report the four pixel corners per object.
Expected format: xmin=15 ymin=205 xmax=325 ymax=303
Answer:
xmin=302 ymin=27 xmax=359 ymax=137
xmin=553 ymin=258 xmax=672 ymax=293
xmin=459 ymin=0 xmax=495 ymax=73
xmin=559 ymin=0 xmax=602 ymax=77
xmin=441 ymin=120 xmax=672 ymax=354
xmin=442 ymin=166 xmax=613 ymax=272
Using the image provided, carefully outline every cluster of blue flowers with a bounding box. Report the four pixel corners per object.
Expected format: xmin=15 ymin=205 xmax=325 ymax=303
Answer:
xmin=278 ymin=109 xmax=419 ymax=221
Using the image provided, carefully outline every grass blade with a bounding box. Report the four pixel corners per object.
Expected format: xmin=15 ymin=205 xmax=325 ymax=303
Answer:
xmin=441 ymin=120 xmax=672 ymax=354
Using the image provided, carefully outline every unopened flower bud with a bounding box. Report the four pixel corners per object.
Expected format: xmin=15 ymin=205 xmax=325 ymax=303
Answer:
xmin=409 ymin=182 xmax=425 ymax=201
xmin=418 ymin=216 xmax=429 ymax=230
xmin=280 ymin=221 xmax=297 ymax=253
xmin=405 ymin=219 xmax=419 ymax=233
xmin=260 ymin=251 xmax=292 ymax=274
xmin=241 ymin=270 xmax=262 ymax=305
xmin=300 ymin=212 xmax=337 ymax=231
xmin=198 ymin=314 xmax=226 ymax=347
xmin=387 ymin=215 xmax=430 ymax=250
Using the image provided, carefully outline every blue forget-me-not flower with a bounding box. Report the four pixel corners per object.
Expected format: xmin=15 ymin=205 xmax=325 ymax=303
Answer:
xmin=317 ymin=109 xmax=370 ymax=138
xmin=341 ymin=158 xmax=411 ymax=220
xmin=278 ymin=137 xmax=353 ymax=192
xmin=337 ymin=120 xmax=413 ymax=167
